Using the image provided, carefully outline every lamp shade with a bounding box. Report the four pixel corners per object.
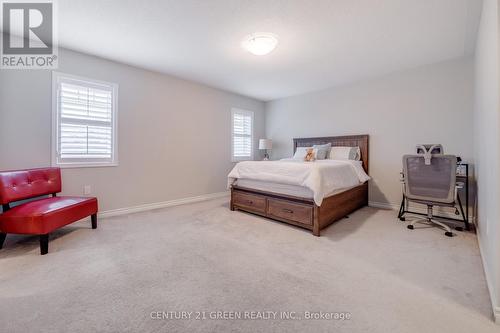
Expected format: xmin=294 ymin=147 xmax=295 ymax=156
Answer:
xmin=259 ymin=139 xmax=272 ymax=150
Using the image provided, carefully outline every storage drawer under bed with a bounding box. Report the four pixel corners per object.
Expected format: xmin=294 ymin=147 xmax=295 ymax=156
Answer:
xmin=266 ymin=198 xmax=313 ymax=225
xmin=232 ymin=191 xmax=266 ymax=213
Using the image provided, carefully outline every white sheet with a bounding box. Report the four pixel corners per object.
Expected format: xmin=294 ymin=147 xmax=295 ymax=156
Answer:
xmin=235 ymin=179 xmax=354 ymax=199
xmin=227 ymin=159 xmax=370 ymax=206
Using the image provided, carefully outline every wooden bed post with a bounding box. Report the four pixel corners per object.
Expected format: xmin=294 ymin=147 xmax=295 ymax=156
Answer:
xmin=313 ymin=205 xmax=321 ymax=236
xmin=230 ymin=187 xmax=235 ymax=211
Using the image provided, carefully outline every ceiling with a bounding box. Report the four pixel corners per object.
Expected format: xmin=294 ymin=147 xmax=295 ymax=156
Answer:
xmin=57 ymin=0 xmax=483 ymax=101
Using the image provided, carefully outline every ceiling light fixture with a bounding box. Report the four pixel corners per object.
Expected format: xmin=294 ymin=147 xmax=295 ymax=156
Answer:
xmin=242 ymin=33 xmax=278 ymax=56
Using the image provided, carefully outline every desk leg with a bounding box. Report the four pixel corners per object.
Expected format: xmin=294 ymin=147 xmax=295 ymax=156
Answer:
xmin=465 ymin=165 xmax=469 ymax=230
xmin=457 ymin=195 xmax=470 ymax=231
xmin=398 ymin=196 xmax=405 ymax=220
xmin=465 ymin=172 xmax=470 ymax=231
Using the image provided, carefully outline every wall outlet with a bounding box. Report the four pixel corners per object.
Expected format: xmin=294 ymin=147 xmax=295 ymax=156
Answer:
xmin=84 ymin=185 xmax=92 ymax=195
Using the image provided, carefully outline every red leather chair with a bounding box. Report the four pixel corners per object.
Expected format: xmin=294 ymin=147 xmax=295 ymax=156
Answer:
xmin=0 ymin=168 xmax=98 ymax=255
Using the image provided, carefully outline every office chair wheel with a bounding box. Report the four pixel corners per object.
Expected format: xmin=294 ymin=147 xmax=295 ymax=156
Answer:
xmin=407 ymin=225 xmax=414 ymax=230
xmin=399 ymin=217 xmax=405 ymax=222
xmin=455 ymin=226 xmax=463 ymax=232
xmin=445 ymin=231 xmax=453 ymax=237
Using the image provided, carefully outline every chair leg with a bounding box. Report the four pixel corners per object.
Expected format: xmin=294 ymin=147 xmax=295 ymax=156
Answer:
xmin=429 ymin=219 xmax=453 ymax=236
xmin=91 ymin=214 xmax=97 ymax=229
xmin=40 ymin=234 xmax=49 ymax=255
xmin=407 ymin=205 xmax=453 ymax=237
xmin=0 ymin=233 xmax=6 ymax=249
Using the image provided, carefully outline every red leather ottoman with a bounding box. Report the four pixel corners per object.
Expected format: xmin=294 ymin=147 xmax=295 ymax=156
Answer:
xmin=0 ymin=168 xmax=98 ymax=255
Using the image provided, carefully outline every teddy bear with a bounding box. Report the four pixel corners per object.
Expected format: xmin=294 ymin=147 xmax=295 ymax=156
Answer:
xmin=304 ymin=148 xmax=316 ymax=162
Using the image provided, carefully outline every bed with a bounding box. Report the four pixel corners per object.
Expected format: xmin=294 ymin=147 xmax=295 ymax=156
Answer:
xmin=228 ymin=135 xmax=369 ymax=236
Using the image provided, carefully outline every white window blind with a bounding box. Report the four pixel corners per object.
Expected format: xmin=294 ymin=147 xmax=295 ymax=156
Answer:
xmin=52 ymin=73 xmax=118 ymax=167
xmin=231 ymin=109 xmax=254 ymax=161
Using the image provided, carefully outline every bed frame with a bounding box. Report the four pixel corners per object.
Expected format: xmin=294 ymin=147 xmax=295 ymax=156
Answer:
xmin=230 ymin=135 xmax=369 ymax=236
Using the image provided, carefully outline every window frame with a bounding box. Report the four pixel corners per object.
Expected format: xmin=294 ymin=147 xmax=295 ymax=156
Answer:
xmin=51 ymin=71 xmax=119 ymax=168
xmin=231 ymin=108 xmax=254 ymax=162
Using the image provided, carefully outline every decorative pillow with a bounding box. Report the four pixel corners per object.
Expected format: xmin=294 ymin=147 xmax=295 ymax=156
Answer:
xmin=351 ymin=147 xmax=361 ymax=161
xmin=312 ymin=143 xmax=332 ymax=160
xmin=329 ymin=146 xmax=361 ymax=161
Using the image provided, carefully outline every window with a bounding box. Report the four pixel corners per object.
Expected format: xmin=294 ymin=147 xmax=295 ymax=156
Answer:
xmin=52 ymin=72 xmax=118 ymax=167
xmin=231 ymin=108 xmax=254 ymax=162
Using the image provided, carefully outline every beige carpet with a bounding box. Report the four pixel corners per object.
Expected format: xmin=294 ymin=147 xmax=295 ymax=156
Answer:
xmin=0 ymin=197 xmax=497 ymax=333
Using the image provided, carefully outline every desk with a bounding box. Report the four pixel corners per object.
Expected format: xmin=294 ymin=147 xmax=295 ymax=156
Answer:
xmin=398 ymin=163 xmax=470 ymax=231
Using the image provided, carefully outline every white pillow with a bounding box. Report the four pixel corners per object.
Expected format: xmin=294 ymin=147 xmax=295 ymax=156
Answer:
xmin=329 ymin=146 xmax=361 ymax=161
xmin=293 ymin=147 xmax=310 ymax=159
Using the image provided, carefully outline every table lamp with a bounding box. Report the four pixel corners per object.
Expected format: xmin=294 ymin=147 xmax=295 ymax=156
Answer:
xmin=259 ymin=139 xmax=272 ymax=160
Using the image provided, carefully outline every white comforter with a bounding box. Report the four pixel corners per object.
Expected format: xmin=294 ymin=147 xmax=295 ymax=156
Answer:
xmin=227 ymin=159 xmax=370 ymax=206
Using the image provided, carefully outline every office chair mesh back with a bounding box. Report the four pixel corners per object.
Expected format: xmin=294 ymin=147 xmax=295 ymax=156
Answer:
xmin=403 ymin=155 xmax=457 ymax=204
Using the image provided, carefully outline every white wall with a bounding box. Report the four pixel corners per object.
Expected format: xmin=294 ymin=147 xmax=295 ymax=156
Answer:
xmin=265 ymin=57 xmax=474 ymax=209
xmin=0 ymin=49 xmax=265 ymax=212
xmin=473 ymin=0 xmax=500 ymax=322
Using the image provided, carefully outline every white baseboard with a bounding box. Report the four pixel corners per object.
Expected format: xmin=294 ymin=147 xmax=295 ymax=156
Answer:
xmin=368 ymin=201 xmax=399 ymax=210
xmin=99 ymin=191 xmax=230 ymax=218
xmin=476 ymin=229 xmax=500 ymax=324
xmin=368 ymin=200 xmax=475 ymax=223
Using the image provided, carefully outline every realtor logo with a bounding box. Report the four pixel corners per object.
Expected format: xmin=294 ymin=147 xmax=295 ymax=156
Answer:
xmin=1 ymin=0 xmax=58 ymax=69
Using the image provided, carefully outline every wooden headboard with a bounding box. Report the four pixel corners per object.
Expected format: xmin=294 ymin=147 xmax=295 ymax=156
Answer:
xmin=293 ymin=134 xmax=369 ymax=173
